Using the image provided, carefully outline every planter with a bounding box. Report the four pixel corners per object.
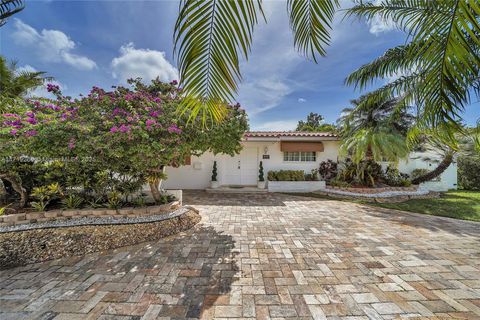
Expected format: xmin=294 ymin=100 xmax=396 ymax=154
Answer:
xmin=257 ymin=181 xmax=266 ymax=189
xmin=268 ymin=180 xmax=326 ymax=193
xmin=210 ymin=181 xmax=220 ymax=189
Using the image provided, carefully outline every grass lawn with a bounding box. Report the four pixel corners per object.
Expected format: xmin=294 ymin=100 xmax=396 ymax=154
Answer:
xmin=369 ymin=191 xmax=480 ymax=222
xmin=292 ymin=191 xmax=480 ymax=222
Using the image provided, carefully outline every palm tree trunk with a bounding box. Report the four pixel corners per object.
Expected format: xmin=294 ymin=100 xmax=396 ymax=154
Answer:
xmin=411 ymin=152 xmax=454 ymax=185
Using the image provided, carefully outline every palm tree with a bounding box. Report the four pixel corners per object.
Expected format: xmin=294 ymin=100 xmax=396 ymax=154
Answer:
xmin=338 ymin=95 xmax=412 ymax=163
xmin=345 ymin=0 xmax=480 ymax=127
xmin=174 ymin=0 xmax=339 ymax=122
xmin=0 ymin=56 xmax=51 ymax=112
xmin=0 ymin=0 xmax=24 ymax=26
xmin=173 ymin=0 xmax=479 ymax=125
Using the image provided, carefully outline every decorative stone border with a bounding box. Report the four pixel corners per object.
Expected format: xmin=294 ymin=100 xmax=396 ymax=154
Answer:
xmin=0 ymin=206 xmax=201 ymax=269
xmin=0 ymin=201 xmax=181 ymax=227
xmin=315 ymin=188 xmax=439 ymax=203
xmin=326 ymin=185 xmax=418 ymax=194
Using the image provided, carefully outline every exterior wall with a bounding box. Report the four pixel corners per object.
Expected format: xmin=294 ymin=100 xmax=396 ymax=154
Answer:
xmin=163 ymin=140 xmax=340 ymax=189
xmin=381 ymin=151 xmax=458 ymax=191
xmin=163 ymin=140 xmax=457 ymax=192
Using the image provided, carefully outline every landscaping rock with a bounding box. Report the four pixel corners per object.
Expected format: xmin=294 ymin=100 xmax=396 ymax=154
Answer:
xmin=0 ymin=208 xmax=201 ymax=269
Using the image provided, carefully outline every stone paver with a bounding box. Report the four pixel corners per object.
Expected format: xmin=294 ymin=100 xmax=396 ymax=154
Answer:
xmin=1 ymin=191 xmax=479 ymax=319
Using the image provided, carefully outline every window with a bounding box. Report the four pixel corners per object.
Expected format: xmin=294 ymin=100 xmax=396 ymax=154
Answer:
xmin=283 ymin=151 xmax=316 ymax=162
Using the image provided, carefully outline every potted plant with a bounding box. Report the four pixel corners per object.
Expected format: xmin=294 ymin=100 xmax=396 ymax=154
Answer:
xmin=211 ymin=161 xmax=219 ymax=188
xmin=257 ymin=161 xmax=266 ymax=189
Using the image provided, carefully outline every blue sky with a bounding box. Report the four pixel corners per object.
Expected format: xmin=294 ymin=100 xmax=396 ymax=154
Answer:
xmin=1 ymin=0 xmax=478 ymax=130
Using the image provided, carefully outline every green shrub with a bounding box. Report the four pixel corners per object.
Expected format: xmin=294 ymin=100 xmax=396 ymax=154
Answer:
xmin=258 ymin=161 xmax=264 ymax=182
xmin=458 ymin=156 xmax=480 ymax=190
xmin=319 ymin=160 xmax=338 ymax=181
xmin=329 ymin=179 xmax=351 ymax=188
xmin=30 ymin=183 xmax=63 ymax=212
xmin=383 ymin=165 xmax=411 ymax=187
xmin=337 ymin=159 xmax=383 ymax=187
xmin=62 ymin=194 xmax=83 ymax=209
xmin=267 ymin=170 xmax=305 ymax=181
xmin=410 ymin=168 xmax=430 ymax=181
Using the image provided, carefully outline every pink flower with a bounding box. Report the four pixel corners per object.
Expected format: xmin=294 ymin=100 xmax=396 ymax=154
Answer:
xmin=9 ymin=129 xmax=17 ymax=136
xmin=167 ymin=124 xmax=182 ymax=134
xmin=68 ymin=138 xmax=76 ymax=150
xmin=119 ymin=124 xmax=131 ymax=133
xmin=46 ymin=83 xmax=60 ymax=93
xmin=26 ymin=117 xmax=37 ymax=125
xmin=25 ymin=130 xmax=37 ymax=137
xmin=110 ymin=126 xmax=119 ymax=133
xmin=3 ymin=113 xmax=19 ymax=118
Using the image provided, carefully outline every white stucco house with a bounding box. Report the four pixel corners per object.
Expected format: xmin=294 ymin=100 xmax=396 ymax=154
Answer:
xmin=162 ymin=131 xmax=457 ymax=192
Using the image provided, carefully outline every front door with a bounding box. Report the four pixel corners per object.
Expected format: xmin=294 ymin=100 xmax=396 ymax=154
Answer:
xmin=224 ymin=147 xmax=258 ymax=186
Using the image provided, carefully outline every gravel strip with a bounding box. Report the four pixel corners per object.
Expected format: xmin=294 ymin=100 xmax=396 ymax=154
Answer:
xmin=321 ymin=188 xmax=431 ymax=198
xmin=0 ymin=206 xmax=194 ymax=233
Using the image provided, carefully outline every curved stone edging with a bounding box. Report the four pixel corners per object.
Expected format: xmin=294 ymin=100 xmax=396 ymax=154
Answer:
xmin=0 ymin=207 xmax=201 ymax=270
xmin=322 ymin=188 xmax=430 ymax=198
xmin=315 ymin=189 xmax=439 ymax=203
xmin=0 ymin=205 xmax=190 ymax=233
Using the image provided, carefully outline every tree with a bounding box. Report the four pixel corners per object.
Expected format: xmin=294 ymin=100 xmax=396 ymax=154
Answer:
xmin=0 ymin=56 xmax=51 ymax=112
xmin=296 ymin=112 xmax=336 ymax=132
xmin=0 ymin=79 xmax=248 ymax=205
xmin=338 ymin=95 xmax=413 ymax=163
xmin=174 ymin=0 xmax=339 ymax=121
xmin=173 ymin=0 xmax=479 ymax=127
xmin=0 ymin=0 xmax=24 ymax=27
xmin=345 ymin=0 xmax=480 ymax=127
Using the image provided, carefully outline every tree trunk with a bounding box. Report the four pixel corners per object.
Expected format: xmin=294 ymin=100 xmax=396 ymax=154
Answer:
xmin=411 ymin=152 xmax=454 ymax=185
xmin=0 ymin=179 xmax=6 ymax=204
xmin=0 ymin=173 xmax=27 ymax=208
xmin=149 ymin=180 xmax=162 ymax=203
xmin=148 ymin=166 xmax=166 ymax=203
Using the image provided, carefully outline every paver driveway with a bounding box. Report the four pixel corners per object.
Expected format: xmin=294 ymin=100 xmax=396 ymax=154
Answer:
xmin=1 ymin=192 xmax=479 ymax=320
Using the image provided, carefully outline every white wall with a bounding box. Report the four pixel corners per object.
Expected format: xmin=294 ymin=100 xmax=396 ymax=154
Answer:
xmin=381 ymin=151 xmax=458 ymax=191
xmin=162 ymin=140 xmax=340 ymax=189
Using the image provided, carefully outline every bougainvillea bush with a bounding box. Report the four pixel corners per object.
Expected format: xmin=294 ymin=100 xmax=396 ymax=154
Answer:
xmin=0 ymin=79 xmax=248 ymax=209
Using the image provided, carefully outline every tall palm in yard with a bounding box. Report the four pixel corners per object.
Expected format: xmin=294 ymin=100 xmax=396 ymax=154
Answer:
xmin=174 ymin=0 xmax=479 ymax=125
xmin=338 ymin=95 xmax=412 ymax=163
xmin=345 ymin=0 xmax=480 ymax=182
xmin=0 ymin=56 xmax=51 ymax=112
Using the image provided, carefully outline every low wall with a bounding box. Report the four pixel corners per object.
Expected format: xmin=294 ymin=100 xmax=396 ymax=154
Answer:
xmin=0 ymin=207 xmax=201 ymax=269
xmin=268 ymin=181 xmax=326 ymax=193
xmin=0 ymin=201 xmax=181 ymax=227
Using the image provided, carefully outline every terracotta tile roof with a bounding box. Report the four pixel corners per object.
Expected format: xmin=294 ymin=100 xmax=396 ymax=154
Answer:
xmin=244 ymin=131 xmax=338 ymax=138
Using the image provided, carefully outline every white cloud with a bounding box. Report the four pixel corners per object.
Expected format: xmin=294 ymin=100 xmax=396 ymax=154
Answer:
xmin=12 ymin=19 xmax=97 ymax=70
xmin=111 ymin=43 xmax=179 ymax=83
xmin=253 ymin=120 xmax=298 ymax=131
xmin=298 ymin=98 xmax=307 ymax=103
xmin=366 ymin=0 xmax=397 ymax=35
xmin=369 ymin=16 xmax=396 ymax=35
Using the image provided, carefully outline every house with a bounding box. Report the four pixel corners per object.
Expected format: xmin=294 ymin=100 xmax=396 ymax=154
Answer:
xmin=162 ymin=131 xmax=457 ymax=192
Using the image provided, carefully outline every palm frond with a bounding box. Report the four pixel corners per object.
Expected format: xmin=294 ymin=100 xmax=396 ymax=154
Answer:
xmin=345 ymin=0 xmax=480 ymax=126
xmin=174 ymin=0 xmax=264 ymax=123
xmin=345 ymin=42 xmax=421 ymax=90
xmin=287 ymin=0 xmax=339 ymax=62
xmin=0 ymin=0 xmax=24 ymax=26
